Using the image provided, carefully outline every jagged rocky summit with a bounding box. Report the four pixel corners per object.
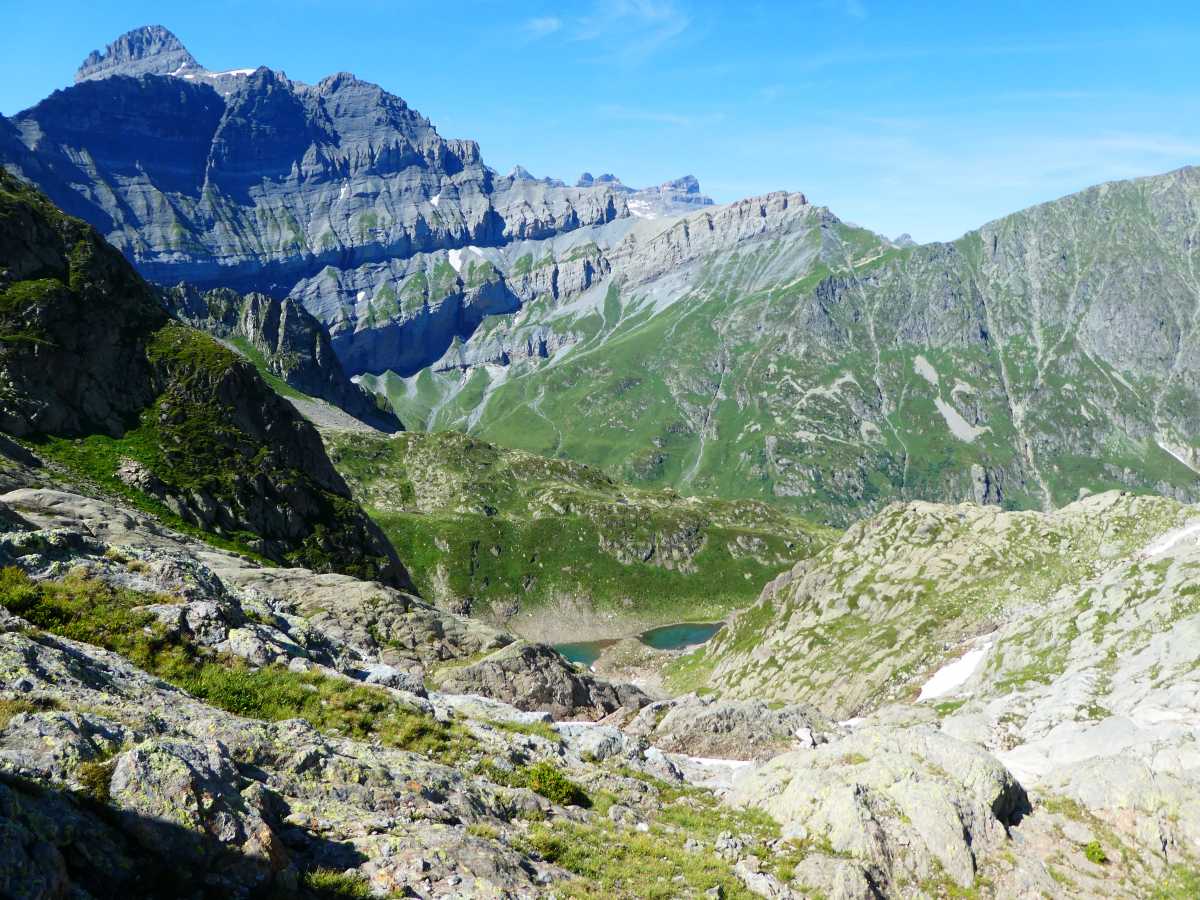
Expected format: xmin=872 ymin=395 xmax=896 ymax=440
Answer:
xmin=0 ymin=25 xmax=713 ymax=378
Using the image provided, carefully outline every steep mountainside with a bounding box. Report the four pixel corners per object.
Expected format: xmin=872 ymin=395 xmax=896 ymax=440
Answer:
xmin=0 ymin=168 xmax=407 ymax=585
xmin=366 ymin=171 xmax=1200 ymax=522
xmin=0 ymin=26 xmax=710 ymax=378
xmin=4 ymin=27 xmax=1197 ymax=525
xmin=324 ymin=430 xmax=834 ymax=637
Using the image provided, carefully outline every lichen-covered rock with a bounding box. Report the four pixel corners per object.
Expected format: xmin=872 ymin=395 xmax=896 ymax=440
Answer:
xmin=0 ymin=711 xmax=127 ymax=784
xmin=110 ymin=738 xmax=289 ymax=893
xmin=729 ymin=725 xmax=1027 ymax=891
xmin=647 ymin=694 xmax=827 ymax=761
xmin=0 ymin=487 xmax=509 ymax=680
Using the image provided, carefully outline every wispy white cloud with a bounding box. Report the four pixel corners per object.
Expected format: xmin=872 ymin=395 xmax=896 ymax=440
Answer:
xmin=844 ymin=0 xmax=867 ymax=20
xmin=757 ymin=83 xmax=785 ymax=102
xmin=523 ymin=16 xmax=563 ymax=38
xmin=697 ymin=109 xmax=1200 ymax=241
xmin=522 ymin=0 xmax=692 ymax=62
xmin=598 ymin=103 xmax=724 ymax=127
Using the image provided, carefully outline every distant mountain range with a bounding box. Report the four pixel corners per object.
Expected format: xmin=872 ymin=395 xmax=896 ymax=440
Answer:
xmin=3 ymin=25 xmax=1198 ymax=522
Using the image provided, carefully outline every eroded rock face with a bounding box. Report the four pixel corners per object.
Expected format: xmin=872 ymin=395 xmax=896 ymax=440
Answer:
xmin=162 ymin=284 xmax=400 ymax=431
xmin=434 ymin=642 xmax=651 ymax=720
xmin=110 ymin=738 xmax=288 ymax=892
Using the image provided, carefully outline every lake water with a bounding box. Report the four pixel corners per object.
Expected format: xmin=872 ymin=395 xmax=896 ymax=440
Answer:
xmin=554 ymin=639 xmax=617 ymax=667
xmin=553 ymin=622 xmax=723 ymax=667
xmin=639 ymin=621 xmax=724 ymax=650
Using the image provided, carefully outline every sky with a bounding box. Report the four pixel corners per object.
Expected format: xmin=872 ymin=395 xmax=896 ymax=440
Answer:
xmin=3 ymin=1 xmax=1200 ymax=242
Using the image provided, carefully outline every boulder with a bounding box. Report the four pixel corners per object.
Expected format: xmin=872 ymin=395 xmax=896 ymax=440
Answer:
xmin=729 ymin=725 xmax=1027 ymax=891
xmin=434 ymin=642 xmax=651 ymax=720
xmin=648 ymin=694 xmax=827 ymax=761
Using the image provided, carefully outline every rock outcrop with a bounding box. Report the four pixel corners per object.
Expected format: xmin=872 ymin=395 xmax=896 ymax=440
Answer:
xmin=0 ymin=169 xmax=408 ymax=585
xmin=162 ymin=284 xmax=400 ymax=431
xmin=637 ymin=694 xmax=828 ymax=762
xmin=731 ymin=725 xmax=1028 ymax=892
xmin=681 ymin=492 xmax=1200 ymax=897
xmin=433 ymin=642 xmax=652 ymax=720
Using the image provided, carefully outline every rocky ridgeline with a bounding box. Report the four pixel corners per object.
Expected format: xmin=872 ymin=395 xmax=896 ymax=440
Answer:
xmin=379 ymin=165 xmax=1200 ymax=522
xmin=0 ymin=25 xmax=715 ymax=379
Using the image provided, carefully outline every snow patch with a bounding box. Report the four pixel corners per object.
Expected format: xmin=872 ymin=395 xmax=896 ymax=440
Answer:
xmin=935 ymin=397 xmax=990 ymax=443
xmin=918 ymin=639 xmax=992 ymax=701
xmin=214 ymin=68 xmax=256 ymax=77
xmin=627 ymin=198 xmax=659 ymax=220
xmin=913 ymin=355 xmax=939 ymax=386
xmin=660 ymin=751 xmax=756 ymax=791
xmin=356 ymin=290 xmax=367 ymax=303
xmin=448 ymin=249 xmax=464 ymax=273
xmin=1141 ymin=521 xmax=1200 ymax=558
xmin=430 ymin=193 xmax=441 ymax=208
xmin=1157 ymin=439 xmax=1200 ymax=474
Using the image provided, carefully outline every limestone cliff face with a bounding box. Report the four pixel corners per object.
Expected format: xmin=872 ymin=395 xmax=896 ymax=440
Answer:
xmin=376 ymin=169 xmax=1200 ymax=521
xmin=0 ymin=26 xmax=725 ymax=379
xmin=3 ymin=27 xmax=631 ymax=292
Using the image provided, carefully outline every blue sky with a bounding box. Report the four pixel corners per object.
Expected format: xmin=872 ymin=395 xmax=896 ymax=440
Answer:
xmin=3 ymin=1 xmax=1200 ymax=242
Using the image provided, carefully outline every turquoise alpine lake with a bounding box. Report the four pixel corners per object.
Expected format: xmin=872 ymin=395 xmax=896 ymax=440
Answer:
xmin=554 ymin=639 xmax=617 ymax=667
xmin=553 ymin=622 xmax=723 ymax=666
xmin=639 ymin=622 xmax=724 ymax=650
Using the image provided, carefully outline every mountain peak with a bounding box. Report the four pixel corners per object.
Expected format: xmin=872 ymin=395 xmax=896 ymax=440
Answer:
xmin=75 ymin=25 xmax=200 ymax=83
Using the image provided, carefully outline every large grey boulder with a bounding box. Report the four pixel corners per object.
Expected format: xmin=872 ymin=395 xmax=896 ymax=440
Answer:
xmin=433 ymin=642 xmax=651 ymax=720
xmin=647 ymin=694 xmax=826 ymax=761
xmin=109 ymin=738 xmax=288 ymax=893
xmin=729 ymin=725 xmax=1027 ymax=891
